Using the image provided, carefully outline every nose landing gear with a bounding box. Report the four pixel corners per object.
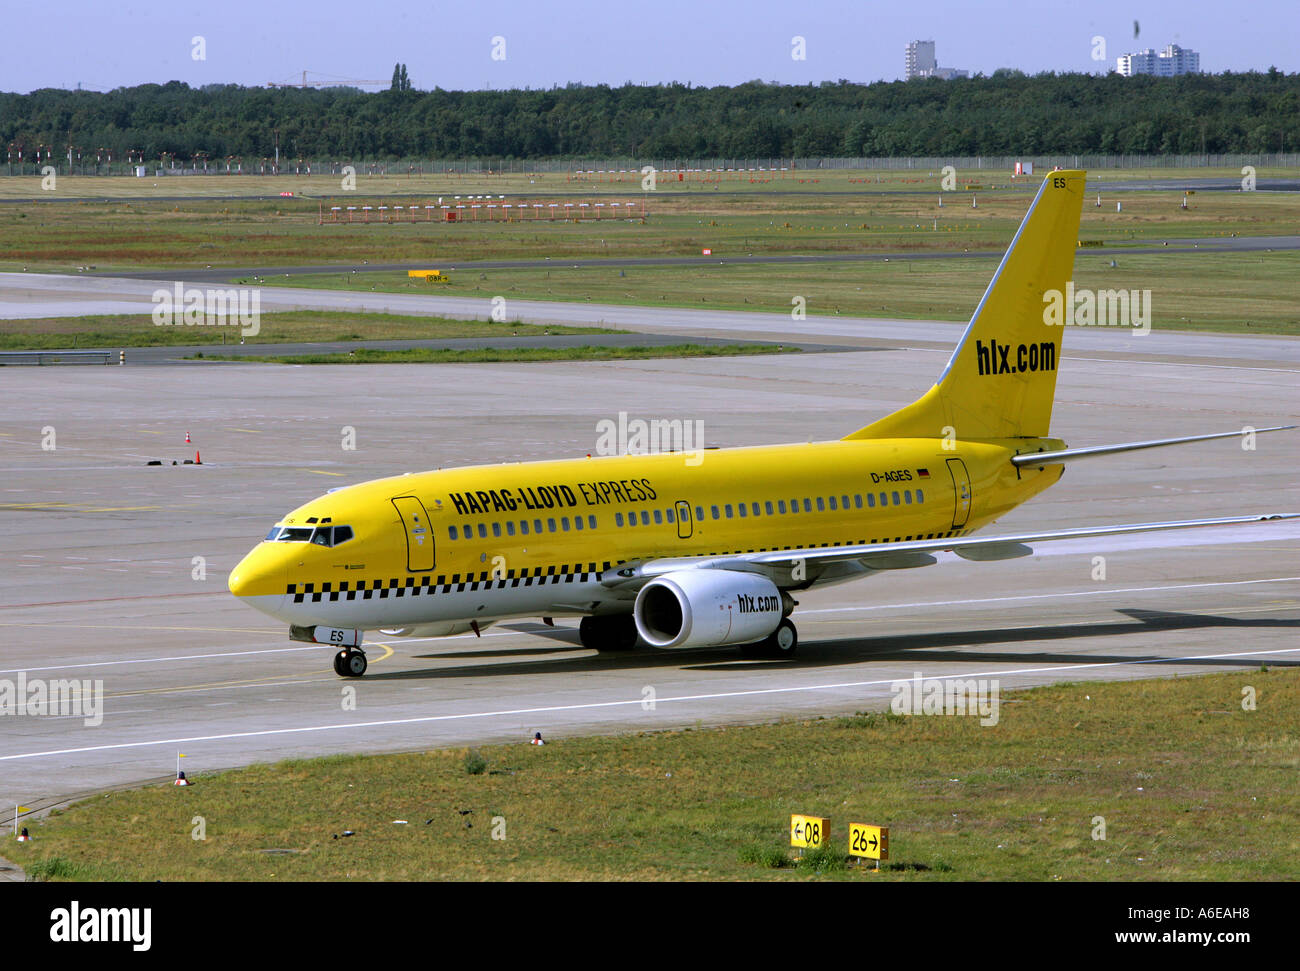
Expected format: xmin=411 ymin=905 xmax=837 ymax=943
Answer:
xmin=333 ymin=649 xmax=368 ymax=677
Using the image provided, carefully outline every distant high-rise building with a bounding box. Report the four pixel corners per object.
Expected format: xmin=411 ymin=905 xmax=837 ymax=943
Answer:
xmin=905 ymin=39 xmax=967 ymax=80
xmin=1117 ymin=43 xmax=1200 ymax=76
xmin=905 ymin=40 xmax=936 ymax=80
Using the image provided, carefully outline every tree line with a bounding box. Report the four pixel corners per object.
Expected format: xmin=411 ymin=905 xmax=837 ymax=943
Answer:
xmin=1 ymin=71 xmax=1295 ymax=162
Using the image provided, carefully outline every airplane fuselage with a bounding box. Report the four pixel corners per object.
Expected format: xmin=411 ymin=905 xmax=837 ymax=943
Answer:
xmin=229 ymin=435 xmax=1065 ymax=631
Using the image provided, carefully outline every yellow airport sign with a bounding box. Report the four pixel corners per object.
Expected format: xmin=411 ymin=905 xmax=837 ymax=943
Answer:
xmin=408 ymin=269 xmax=448 ymax=283
xmin=848 ymin=823 xmax=889 ymax=860
xmin=790 ymin=814 xmax=829 ymax=849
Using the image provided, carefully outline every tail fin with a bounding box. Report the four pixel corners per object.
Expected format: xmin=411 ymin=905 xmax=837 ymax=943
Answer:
xmin=845 ymin=170 xmax=1086 ymax=442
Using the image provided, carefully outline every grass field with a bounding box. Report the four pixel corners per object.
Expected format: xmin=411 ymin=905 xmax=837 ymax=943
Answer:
xmin=193 ymin=344 xmax=793 ymax=364
xmin=0 ymin=311 xmax=614 ymax=350
xmin=255 ymin=251 xmax=1300 ymax=335
xmin=13 ymin=667 xmax=1298 ymax=882
xmin=1 ymin=177 xmax=1294 ymax=275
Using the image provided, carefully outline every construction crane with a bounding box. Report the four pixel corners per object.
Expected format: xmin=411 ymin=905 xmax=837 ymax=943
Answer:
xmin=267 ymin=70 xmax=389 ymax=89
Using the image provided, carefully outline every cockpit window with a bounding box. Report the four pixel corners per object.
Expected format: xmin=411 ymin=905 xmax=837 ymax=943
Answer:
xmin=265 ymin=524 xmax=354 ymax=546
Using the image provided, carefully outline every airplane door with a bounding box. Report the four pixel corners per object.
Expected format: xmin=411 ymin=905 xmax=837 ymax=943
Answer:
xmin=675 ymin=500 xmax=693 ymax=539
xmin=391 ymin=496 xmax=435 ymax=571
xmin=946 ymin=458 xmax=972 ymax=529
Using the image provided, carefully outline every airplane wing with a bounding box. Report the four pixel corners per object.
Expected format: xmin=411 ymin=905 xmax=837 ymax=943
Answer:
xmin=601 ymin=514 xmax=1298 ymax=586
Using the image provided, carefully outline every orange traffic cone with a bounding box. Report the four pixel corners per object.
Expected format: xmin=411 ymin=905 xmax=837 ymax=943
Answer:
xmin=174 ymin=771 xmax=191 ymax=786
xmin=185 ymin=431 xmax=191 ymax=444
xmin=16 ymin=827 xmax=32 ymax=841
xmin=195 ymin=451 xmax=201 ymax=465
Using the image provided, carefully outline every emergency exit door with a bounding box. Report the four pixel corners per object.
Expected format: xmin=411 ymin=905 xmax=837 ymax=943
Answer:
xmin=391 ymin=496 xmax=435 ymax=571
xmin=675 ymin=500 xmax=694 ymax=539
xmin=946 ymin=459 xmax=972 ymax=529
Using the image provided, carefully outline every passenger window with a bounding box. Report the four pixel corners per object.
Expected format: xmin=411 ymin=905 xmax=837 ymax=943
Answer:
xmin=574 ymin=516 xmax=583 ymax=530
xmin=916 ymin=489 xmax=924 ymax=503
xmin=827 ymin=497 xmax=836 ymax=511
xmin=654 ymin=509 xmax=663 ymax=524
xmin=521 ymin=520 xmax=530 ymax=535
xmin=478 ymin=523 xmax=488 ymax=538
xmin=725 ymin=504 xmax=733 ymax=519
xmin=816 ymin=497 xmax=825 ymax=512
xmin=854 ymin=494 xmax=863 ymax=509
xmin=548 ymin=518 xmax=557 ymax=532
xmin=492 ymin=522 xmax=502 ymax=537
xmin=842 ymin=495 xmax=850 ymax=508
xmin=904 ymin=491 xmax=912 ymax=505
xmin=711 ymin=505 xmax=720 ymax=520
xmin=752 ymin=502 xmax=760 ymax=516
xmin=892 ymin=491 xmax=901 ymax=506
xmin=879 ymin=493 xmax=888 ymax=506
xmin=696 ymin=506 xmax=705 ymax=521
xmin=803 ymin=498 xmax=812 ymax=512
xmin=449 ymin=525 xmax=459 ymax=540
xmin=561 ymin=517 xmax=570 ymax=531
xmin=666 ymin=509 xmax=675 ymax=524
xmin=738 ymin=504 xmax=747 ymax=518
xmin=765 ymin=501 xmax=774 ymax=516
xmin=866 ymin=493 xmax=875 ymax=508
xmin=588 ymin=515 xmax=597 ymax=528
xmin=534 ymin=519 xmax=543 ymax=534
xmin=615 ymin=512 xmax=624 ymax=526
xmin=641 ymin=511 xmax=650 ymax=525
xmin=778 ymin=500 xmax=786 ymax=514
xmin=506 ymin=521 xmax=516 ymax=535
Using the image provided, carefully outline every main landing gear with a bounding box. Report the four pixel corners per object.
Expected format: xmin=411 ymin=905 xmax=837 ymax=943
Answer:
xmin=579 ymin=614 xmax=639 ymax=652
xmin=741 ymin=618 xmax=799 ymax=659
xmin=333 ymin=648 xmax=368 ymax=677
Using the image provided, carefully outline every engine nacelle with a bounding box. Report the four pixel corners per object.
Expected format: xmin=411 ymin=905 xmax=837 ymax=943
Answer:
xmin=635 ymin=570 xmax=786 ymax=649
xmin=378 ymin=621 xmax=490 ymax=638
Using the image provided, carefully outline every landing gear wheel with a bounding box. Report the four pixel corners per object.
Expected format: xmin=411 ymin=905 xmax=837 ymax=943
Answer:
xmin=579 ymin=615 xmax=639 ymax=652
xmin=337 ymin=649 xmax=367 ymax=677
xmin=741 ymin=618 xmax=798 ymax=659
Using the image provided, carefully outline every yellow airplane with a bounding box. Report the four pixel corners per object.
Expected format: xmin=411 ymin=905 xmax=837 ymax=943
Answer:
xmin=229 ymin=170 xmax=1295 ymax=676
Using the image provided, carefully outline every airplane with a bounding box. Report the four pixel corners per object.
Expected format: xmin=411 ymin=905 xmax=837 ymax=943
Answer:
xmin=228 ymin=169 xmax=1295 ymax=676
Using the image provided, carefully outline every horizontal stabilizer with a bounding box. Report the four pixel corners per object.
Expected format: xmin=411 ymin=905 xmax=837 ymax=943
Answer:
xmin=1012 ymin=425 xmax=1295 ymax=467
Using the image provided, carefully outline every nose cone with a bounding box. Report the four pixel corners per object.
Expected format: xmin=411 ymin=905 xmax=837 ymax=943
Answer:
xmin=229 ymin=544 xmax=287 ymax=617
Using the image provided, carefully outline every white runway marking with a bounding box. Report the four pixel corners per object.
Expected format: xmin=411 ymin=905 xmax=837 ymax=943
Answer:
xmin=4 ymin=646 xmax=1298 ymax=763
xmin=0 ymin=645 xmax=325 ymax=675
xmin=801 ymin=575 xmax=1300 ymax=616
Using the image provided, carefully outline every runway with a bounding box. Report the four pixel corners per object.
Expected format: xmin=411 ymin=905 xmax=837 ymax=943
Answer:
xmin=1 ymin=314 xmax=1297 ymax=810
xmin=89 ymin=234 xmax=1300 ymax=283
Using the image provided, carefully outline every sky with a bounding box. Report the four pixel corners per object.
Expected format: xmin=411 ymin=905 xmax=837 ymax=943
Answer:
xmin=3 ymin=0 xmax=1295 ymax=94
